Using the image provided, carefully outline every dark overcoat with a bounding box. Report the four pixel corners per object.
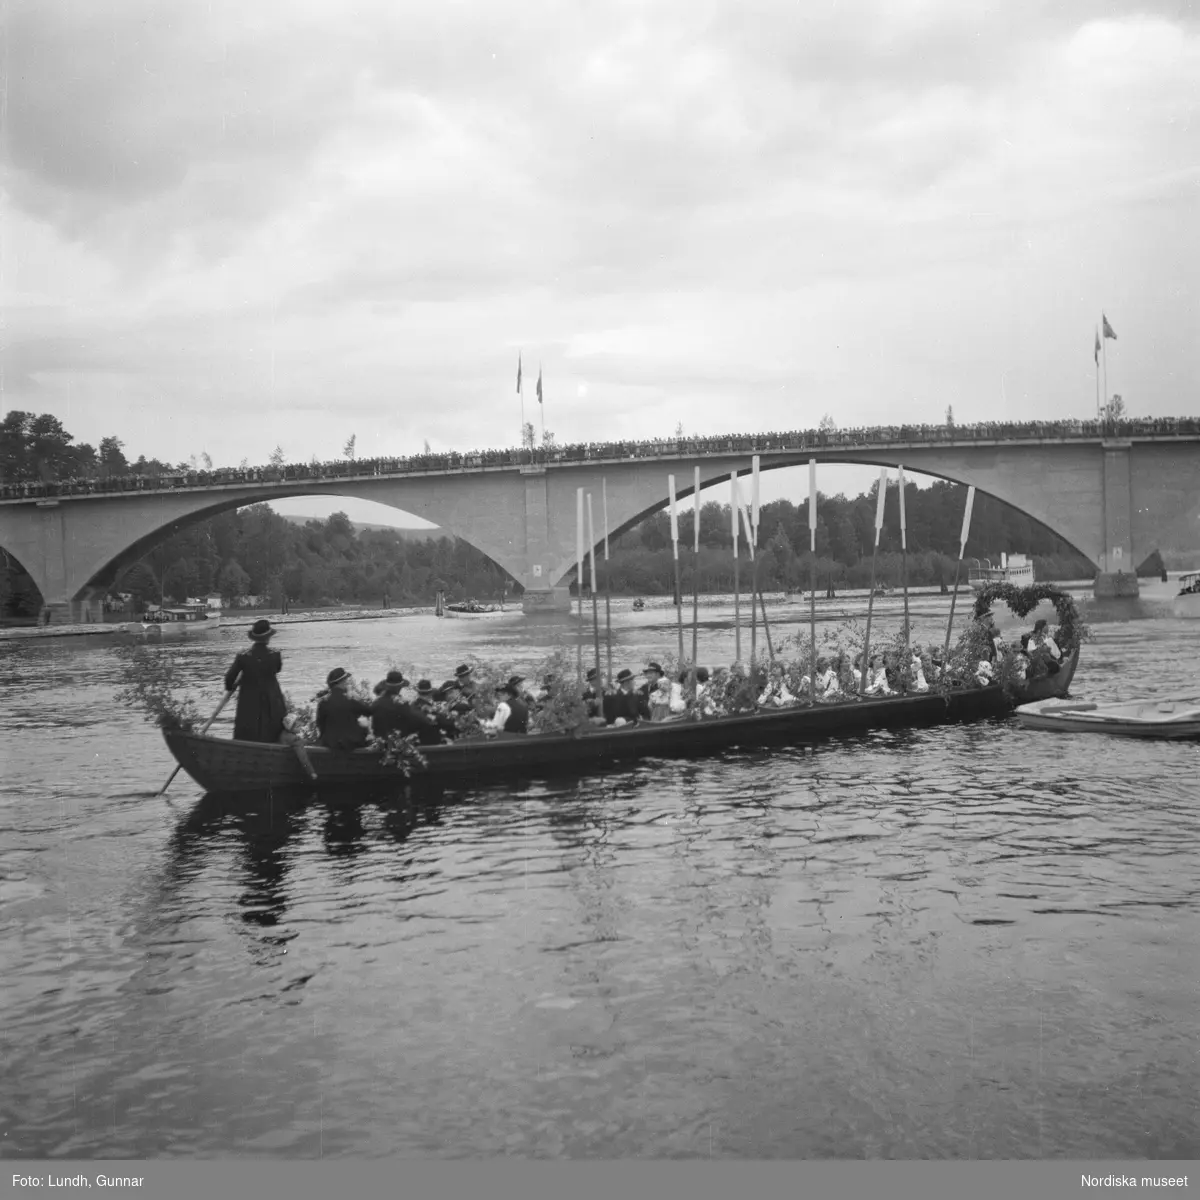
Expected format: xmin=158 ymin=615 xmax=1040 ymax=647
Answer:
xmin=224 ymin=642 xmax=287 ymax=743
xmin=316 ymin=689 xmax=373 ymax=752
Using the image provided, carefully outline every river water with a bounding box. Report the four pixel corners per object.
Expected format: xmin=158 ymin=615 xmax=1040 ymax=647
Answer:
xmin=1 ymin=597 xmax=1197 ymax=1159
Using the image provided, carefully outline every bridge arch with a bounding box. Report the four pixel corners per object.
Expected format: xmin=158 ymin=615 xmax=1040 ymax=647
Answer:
xmin=539 ymin=452 xmax=1096 ymax=588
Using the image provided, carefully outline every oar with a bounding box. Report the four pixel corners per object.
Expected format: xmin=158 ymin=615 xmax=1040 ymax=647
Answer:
xmin=942 ymin=485 xmax=976 ymax=664
xmin=669 ymin=474 xmax=685 ymax=670
xmin=159 ymin=690 xmax=233 ymax=795
xmin=731 ymin=473 xmax=742 ymax=664
xmin=860 ymin=467 xmax=888 ymax=693
xmin=691 ymin=466 xmax=700 ymax=699
xmin=587 ymin=493 xmax=601 ymax=680
xmin=899 ymin=464 xmax=911 ymax=668
xmin=576 ymin=487 xmax=585 ymax=685
xmin=808 ymin=459 xmax=818 ymax=705
xmin=602 ymin=478 xmax=613 ymax=686
xmin=750 ymin=455 xmax=760 ymax=667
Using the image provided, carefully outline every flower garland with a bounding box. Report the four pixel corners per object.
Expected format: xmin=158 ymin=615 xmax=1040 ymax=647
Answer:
xmin=367 ymin=730 xmax=429 ymax=777
xmin=970 ymin=581 xmax=1089 ymax=655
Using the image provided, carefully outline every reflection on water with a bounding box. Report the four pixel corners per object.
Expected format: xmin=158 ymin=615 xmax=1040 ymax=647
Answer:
xmin=1 ymin=605 xmax=1198 ymax=1159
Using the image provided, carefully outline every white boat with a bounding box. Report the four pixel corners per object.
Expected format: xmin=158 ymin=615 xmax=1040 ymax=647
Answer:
xmin=1015 ymin=696 xmax=1200 ymax=739
xmin=969 ymin=553 xmax=1035 ymax=591
xmin=116 ymin=605 xmax=222 ymax=641
xmin=1172 ymin=572 xmax=1200 ymax=619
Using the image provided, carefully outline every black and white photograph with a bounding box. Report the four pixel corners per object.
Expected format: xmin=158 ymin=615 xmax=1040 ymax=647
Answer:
xmin=1 ymin=0 xmax=1197 ymax=1189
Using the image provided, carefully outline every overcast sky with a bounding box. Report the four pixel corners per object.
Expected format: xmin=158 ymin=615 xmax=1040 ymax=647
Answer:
xmin=4 ymin=1 xmax=1198 ymax=526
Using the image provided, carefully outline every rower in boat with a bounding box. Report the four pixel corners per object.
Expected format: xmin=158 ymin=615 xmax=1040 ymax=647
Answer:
xmin=316 ymin=667 xmax=372 ymax=751
xmin=371 ymin=670 xmax=444 ymax=746
xmin=604 ymin=669 xmax=642 ymax=726
xmin=223 ymin=618 xmax=287 ymax=743
xmin=485 ymin=676 xmax=529 ymax=734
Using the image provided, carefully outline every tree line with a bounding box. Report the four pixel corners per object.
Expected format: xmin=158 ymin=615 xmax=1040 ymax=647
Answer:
xmin=0 ymin=409 xmax=1096 ymax=616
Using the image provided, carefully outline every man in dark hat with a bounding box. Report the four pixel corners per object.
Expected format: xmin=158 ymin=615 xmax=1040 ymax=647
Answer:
xmin=485 ymin=675 xmax=529 ymax=734
xmin=603 ymin=668 xmax=641 ymax=726
xmin=637 ymin=663 xmax=664 ymax=720
xmin=316 ymin=667 xmax=372 ymax=752
xmin=223 ymin=618 xmax=287 ymax=742
xmin=371 ymin=670 xmax=444 ymax=746
xmin=414 ymin=679 xmax=458 ymax=739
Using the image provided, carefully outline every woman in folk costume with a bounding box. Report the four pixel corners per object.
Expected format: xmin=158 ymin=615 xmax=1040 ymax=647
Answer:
xmin=224 ymin=618 xmax=287 ymax=742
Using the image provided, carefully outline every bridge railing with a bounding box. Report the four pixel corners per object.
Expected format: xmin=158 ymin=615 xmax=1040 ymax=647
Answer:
xmin=2 ymin=416 xmax=1198 ymax=501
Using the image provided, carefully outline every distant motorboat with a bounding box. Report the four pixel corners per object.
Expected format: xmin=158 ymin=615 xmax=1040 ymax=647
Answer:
xmin=1015 ymin=696 xmax=1200 ymax=739
xmin=444 ymin=599 xmax=507 ymax=617
xmin=632 ymin=598 xmax=646 ymax=611
xmin=969 ymin=553 xmax=1035 ymax=591
xmin=116 ymin=604 xmax=221 ymax=641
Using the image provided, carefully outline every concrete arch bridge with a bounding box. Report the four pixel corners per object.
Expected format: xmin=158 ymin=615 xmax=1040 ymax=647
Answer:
xmin=1 ymin=429 xmax=1198 ymax=620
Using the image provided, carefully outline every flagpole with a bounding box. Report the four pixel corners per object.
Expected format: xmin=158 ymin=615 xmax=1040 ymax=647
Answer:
xmin=517 ymin=353 xmax=526 ymax=449
xmin=691 ymin=466 xmax=700 ymax=698
xmin=943 ymin=486 xmax=976 ymax=662
xmin=588 ymin=494 xmax=601 ymax=680
xmin=669 ymin=475 xmax=685 ymax=671
xmin=1095 ymin=331 xmax=1101 ymax=420
xmin=731 ymin=473 xmax=742 ymax=664
xmin=538 ymin=365 xmax=546 ymax=444
xmin=860 ymin=467 xmax=888 ymax=693
xmin=1101 ymin=318 xmax=1108 ymax=418
xmin=575 ymin=487 xmax=584 ymax=683
xmin=808 ymin=459 xmax=818 ymax=704
xmin=898 ymin=464 xmax=910 ymax=664
xmin=602 ymin=478 xmax=613 ymax=686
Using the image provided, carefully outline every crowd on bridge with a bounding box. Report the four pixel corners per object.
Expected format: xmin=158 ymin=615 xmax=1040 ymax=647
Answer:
xmin=3 ymin=414 xmax=1197 ymax=502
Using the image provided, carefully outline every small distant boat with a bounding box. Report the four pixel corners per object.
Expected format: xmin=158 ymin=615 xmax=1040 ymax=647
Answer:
xmin=632 ymin=598 xmax=646 ymax=611
xmin=1173 ymin=572 xmax=1200 ymax=619
xmin=969 ymin=553 xmax=1035 ymax=591
xmin=116 ymin=605 xmax=221 ymax=641
xmin=443 ymin=599 xmax=506 ymax=617
xmin=1015 ymin=696 xmax=1200 ymax=739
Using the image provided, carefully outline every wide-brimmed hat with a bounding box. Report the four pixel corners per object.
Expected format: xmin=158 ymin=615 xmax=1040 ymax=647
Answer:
xmin=326 ymin=667 xmax=351 ymax=688
xmin=645 ymin=661 xmax=664 ymax=675
xmin=496 ymin=674 xmax=524 ymax=693
xmin=416 ymin=679 xmax=435 ymax=696
xmin=454 ymin=664 xmax=473 ymax=679
xmin=585 ymin=667 xmax=599 ymax=682
xmin=380 ymin=670 xmax=407 ymax=693
xmin=248 ymin=618 xmax=276 ymax=641
xmin=616 ymin=668 xmax=634 ymax=684
xmin=695 ymin=667 xmax=711 ymax=683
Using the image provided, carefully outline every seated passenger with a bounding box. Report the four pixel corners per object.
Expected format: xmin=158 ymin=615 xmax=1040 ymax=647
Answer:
xmin=647 ymin=674 xmax=674 ymax=722
xmin=693 ymin=667 xmax=716 ymax=717
xmin=908 ymin=648 xmax=929 ymax=693
xmin=371 ymin=670 xmax=444 ymax=746
xmin=637 ymin=662 xmax=666 ymax=720
xmin=278 ymin=712 xmax=318 ymax=781
xmin=759 ymin=662 xmax=797 ymax=707
xmin=582 ymin=667 xmax=604 ymax=720
xmin=316 ymin=667 xmax=373 ymax=751
xmin=485 ymin=676 xmax=529 ymax=734
xmin=863 ymin=654 xmax=894 ymax=696
xmin=603 ymin=669 xmax=642 ymax=725
xmin=1028 ymin=618 xmax=1061 ymax=660
xmin=814 ymin=656 xmax=840 ymax=699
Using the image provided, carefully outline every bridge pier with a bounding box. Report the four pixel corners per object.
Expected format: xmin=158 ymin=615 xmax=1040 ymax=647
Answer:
xmin=1094 ymin=441 xmax=1139 ymax=599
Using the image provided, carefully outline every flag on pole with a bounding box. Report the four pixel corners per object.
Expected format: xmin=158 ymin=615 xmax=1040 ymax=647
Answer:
xmin=668 ymin=475 xmax=679 ymax=550
xmin=1094 ymin=329 xmax=1101 ymax=365
xmin=898 ymin=466 xmax=907 ymax=551
xmin=808 ymin=459 xmax=817 ymax=551
xmin=536 ymin=368 xmax=543 ymax=404
xmin=751 ymin=455 xmax=761 ymax=545
xmin=1102 ymin=315 xmax=1117 ymax=340
xmin=874 ymin=467 xmax=888 ymax=547
xmin=694 ymin=467 xmax=701 ymax=554
xmin=517 ymin=355 xmax=523 ymax=394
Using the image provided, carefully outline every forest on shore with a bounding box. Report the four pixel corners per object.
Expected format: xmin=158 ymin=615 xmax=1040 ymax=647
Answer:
xmin=0 ymin=409 xmax=1097 ymax=616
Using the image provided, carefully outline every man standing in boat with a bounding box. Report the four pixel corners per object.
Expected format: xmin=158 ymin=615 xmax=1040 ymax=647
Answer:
xmin=637 ymin=663 xmax=665 ymax=720
xmin=316 ymin=667 xmax=372 ymax=751
xmin=223 ymin=618 xmax=287 ymax=742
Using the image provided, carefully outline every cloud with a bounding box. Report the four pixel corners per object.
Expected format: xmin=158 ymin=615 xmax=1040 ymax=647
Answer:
xmin=2 ymin=0 xmax=1197 ymax=474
